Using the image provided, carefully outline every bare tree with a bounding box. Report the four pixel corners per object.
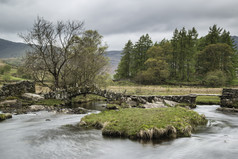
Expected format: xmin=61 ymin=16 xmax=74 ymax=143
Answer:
xmin=20 ymin=17 xmax=84 ymax=90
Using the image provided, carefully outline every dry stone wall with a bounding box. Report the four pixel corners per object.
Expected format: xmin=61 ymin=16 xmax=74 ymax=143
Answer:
xmin=0 ymin=81 xmax=35 ymax=97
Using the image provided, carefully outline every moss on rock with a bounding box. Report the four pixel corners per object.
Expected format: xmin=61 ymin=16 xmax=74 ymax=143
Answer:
xmin=0 ymin=113 xmax=12 ymax=121
xmin=106 ymin=104 xmax=119 ymax=110
xmin=72 ymin=94 xmax=106 ymax=103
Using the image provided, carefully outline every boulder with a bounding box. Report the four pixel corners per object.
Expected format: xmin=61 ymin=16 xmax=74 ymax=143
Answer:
xmin=152 ymin=97 xmax=163 ymax=103
xmin=217 ymin=107 xmax=238 ymax=112
xmin=0 ymin=99 xmax=19 ymax=107
xmin=164 ymin=100 xmax=178 ymax=107
xmin=4 ymin=113 xmax=12 ymax=119
xmin=60 ymin=108 xmax=72 ymax=114
xmin=106 ymin=104 xmax=118 ymax=110
xmin=29 ymin=105 xmax=45 ymax=111
xmin=126 ymin=98 xmax=137 ymax=107
xmin=72 ymin=107 xmax=88 ymax=114
xmin=22 ymin=93 xmax=44 ymax=101
xmin=59 ymin=107 xmax=88 ymax=114
xmin=143 ymin=102 xmax=167 ymax=108
xmin=0 ymin=113 xmax=12 ymax=121
xmin=137 ymin=97 xmax=147 ymax=104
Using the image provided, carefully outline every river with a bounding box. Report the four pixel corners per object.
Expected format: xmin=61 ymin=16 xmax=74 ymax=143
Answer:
xmin=0 ymin=104 xmax=238 ymax=159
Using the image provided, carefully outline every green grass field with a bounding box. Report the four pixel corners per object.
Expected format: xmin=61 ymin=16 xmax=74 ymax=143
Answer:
xmin=108 ymin=85 xmax=223 ymax=95
xmin=0 ymin=63 xmax=26 ymax=82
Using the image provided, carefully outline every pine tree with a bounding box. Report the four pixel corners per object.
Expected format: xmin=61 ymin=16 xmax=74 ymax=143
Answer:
xmin=197 ymin=43 xmax=235 ymax=80
xmin=205 ymin=24 xmax=222 ymax=45
xmin=170 ymin=28 xmax=179 ymax=78
xmin=197 ymin=25 xmax=237 ymax=81
xmin=170 ymin=27 xmax=198 ymax=81
xmin=186 ymin=27 xmax=198 ymax=81
xmin=114 ymin=40 xmax=133 ymax=79
xmin=131 ymin=34 xmax=153 ymax=77
xmin=220 ymin=30 xmax=235 ymax=49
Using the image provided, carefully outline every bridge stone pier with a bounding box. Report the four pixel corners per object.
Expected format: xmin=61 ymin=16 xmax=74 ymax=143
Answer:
xmin=220 ymin=88 xmax=238 ymax=108
xmin=44 ymin=87 xmax=197 ymax=107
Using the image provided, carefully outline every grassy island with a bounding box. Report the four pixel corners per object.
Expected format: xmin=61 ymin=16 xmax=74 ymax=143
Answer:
xmin=80 ymin=107 xmax=207 ymax=140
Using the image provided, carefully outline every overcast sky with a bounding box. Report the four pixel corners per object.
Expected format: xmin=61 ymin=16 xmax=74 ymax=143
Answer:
xmin=0 ymin=0 xmax=238 ymax=50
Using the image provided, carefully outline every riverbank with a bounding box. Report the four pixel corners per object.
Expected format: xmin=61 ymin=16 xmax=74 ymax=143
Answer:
xmin=0 ymin=93 xmax=108 ymax=114
xmin=80 ymin=107 xmax=207 ymax=140
xmin=196 ymin=96 xmax=220 ymax=105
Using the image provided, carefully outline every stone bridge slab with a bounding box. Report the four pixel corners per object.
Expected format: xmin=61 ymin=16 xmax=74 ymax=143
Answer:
xmin=44 ymin=88 xmax=197 ymax=107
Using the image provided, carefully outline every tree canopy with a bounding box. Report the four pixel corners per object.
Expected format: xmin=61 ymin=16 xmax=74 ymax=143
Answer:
xmin=20 ymin=17 xmax=108 ymax=90
xmin=115 ymin=25 xmax=237 ymax=86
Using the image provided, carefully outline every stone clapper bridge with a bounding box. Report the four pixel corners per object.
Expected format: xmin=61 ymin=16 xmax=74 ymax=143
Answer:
xmin=1 ymin=81 xmax=236 ymax=109
xmin=44 ymin=86 xmax=198 ymax=108
xmin=42 ymin=86 xmax=238 ymax=109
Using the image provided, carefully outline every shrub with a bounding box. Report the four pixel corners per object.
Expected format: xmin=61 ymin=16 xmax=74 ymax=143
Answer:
xmin=95 ymin=73 xmax=113 ymax=89
xmin=16 ymin=67 xmax=32 ymax=79
xmin=0 ymin=65 xmax=11 ymax=75
xmin=2 ymin=73 xmax=11 ymax=81
xmin=203 ymin=70 xmax=227 ymax=87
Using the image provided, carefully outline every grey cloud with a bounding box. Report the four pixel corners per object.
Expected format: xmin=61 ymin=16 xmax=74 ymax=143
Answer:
xmin=0 ymin=0 xmax=12 ymax=4
xmin=85 ymin=0 xmax=238 ymax=35
xmin=0 ymin=0 xmax=238 ymax=49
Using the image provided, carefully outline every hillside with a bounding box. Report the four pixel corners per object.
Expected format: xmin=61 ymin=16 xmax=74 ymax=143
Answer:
xmin=0 ymin=38 xmax=122 ymax=73
xmin=0 ymin=38 xmax=30 ymax=58
xmin=232 ymin=36 xmax=238 ymax=49
xmin=2 ymin=36 xmax=237 ymax=74
xmin=106 ymin=50 xmax=122 ymax=74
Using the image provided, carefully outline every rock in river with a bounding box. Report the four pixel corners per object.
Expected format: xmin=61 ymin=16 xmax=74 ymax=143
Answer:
xmin=22 ymin=93 xmax=44 ymax=101
xmin=29 ymin=105 xmax=45 ymax=111
xmin=0 ymin=113 xmax=12 ymax=121
xmin=0 ymin=99 xmax=19 ymax=107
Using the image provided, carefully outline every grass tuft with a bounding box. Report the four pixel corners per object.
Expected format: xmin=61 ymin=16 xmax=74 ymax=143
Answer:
xmin=196 ymin=96 xmax=220 ymax=105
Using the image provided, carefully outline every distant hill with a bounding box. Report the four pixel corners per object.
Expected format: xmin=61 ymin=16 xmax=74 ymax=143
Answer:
xmin=0 ymin=38 xmax=122 ymax=73
xmin=232 ymin=36 xmax=238 ymax=49
xmin=0 ymin=38 xmax=30 ymax=58
xmin=2 ymin=36 xmax=238 ymax=74
xmin=106 ymin=50 xmax=122 ymax=74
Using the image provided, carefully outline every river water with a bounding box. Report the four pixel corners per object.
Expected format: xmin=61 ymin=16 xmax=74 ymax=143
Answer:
xmin=0 ymin=104 xmax=238 ymax=159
